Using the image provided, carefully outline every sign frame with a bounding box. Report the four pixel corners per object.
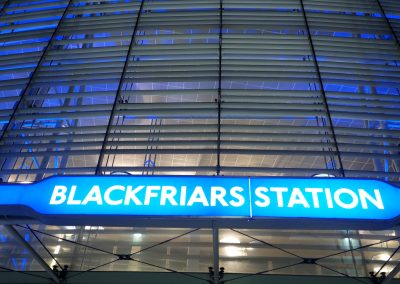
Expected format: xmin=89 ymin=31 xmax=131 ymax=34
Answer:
xmin=0 ymin=175 xmax=399 ymax=230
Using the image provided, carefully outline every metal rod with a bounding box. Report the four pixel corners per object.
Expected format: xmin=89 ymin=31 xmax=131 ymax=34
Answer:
xmin=4 ymin=225 xmax=60 ymax=283
xmin=382 ymin=261 xmax=400 ymax=284
xmin=0 ymin=0 xmax=73 ymax=145
xmin=95 ymin=0 xmax=146 ymax=175
xmin=216 ymin=0 xmax=223 ymax=176
xmin=374 ymin=246 xmax=400 ymax=277
xmin=212 ymin=226 xmax=219 ymax=284
xmin=298 ymin=0 xmax=346 ymax=177
xmin=0 ymin=0 xmax=10 ymax=15
xmin=375 ymin=0 xmax=400 ymax=48
xmin=27 ymin=225 xmax=63 ymax=269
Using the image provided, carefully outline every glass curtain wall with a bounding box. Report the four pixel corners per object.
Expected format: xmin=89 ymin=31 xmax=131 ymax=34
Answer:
xmin=0 ymin=0 xmax=399 ymax=282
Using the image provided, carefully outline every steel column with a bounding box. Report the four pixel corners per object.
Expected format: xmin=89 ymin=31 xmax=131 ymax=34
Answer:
xmin=216 ymin=0 xmax=223 ymax=176
xmin=212 ymin=226 xmax=219 ymax=284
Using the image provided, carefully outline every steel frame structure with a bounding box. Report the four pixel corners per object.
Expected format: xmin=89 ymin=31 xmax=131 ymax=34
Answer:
xmin=0 ymin=0 xmax=400 ymax=283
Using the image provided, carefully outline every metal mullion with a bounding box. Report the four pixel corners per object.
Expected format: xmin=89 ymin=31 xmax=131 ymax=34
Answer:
xmin=216 ymin=0 xmax=223 ymax=176
xmin=0 ymin=0 xmax=72 ymax=145
xmin=0 ymin=0 xmax=10 ymax=16
xmin=95 ymin=0 xmax=145 ymax=175
xmin=299 ymin=0 xmax=346 ymax=177
xmin=376 ymin=0 xmax=400 ymax=50
xmin=104 ymin=115 xmax=122 ymax=172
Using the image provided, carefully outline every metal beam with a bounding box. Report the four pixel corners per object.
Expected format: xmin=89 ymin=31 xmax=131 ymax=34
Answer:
xmin=383 ymin=262 xmax=400 ymax=284
xmin=216 ymin=0 xmax=223 ymax=176
xmin=2 ymin=271 xmax=400 ymax=284
xmin=4 ymin=225 xmax=60 ymax=283
xmin=212 ymin=226 xmax=219 ymax=284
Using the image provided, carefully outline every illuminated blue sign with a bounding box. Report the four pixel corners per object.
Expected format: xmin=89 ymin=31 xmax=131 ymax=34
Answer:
xmin=0 ymin=176 xmax=399 ymax=229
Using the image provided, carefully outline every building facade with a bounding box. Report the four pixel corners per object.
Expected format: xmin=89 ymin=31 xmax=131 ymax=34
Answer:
xmin=0 ymin=0 xmax=399 ymax=283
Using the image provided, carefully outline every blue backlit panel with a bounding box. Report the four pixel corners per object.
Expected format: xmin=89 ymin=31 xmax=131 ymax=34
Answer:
xmin=1 ymin=176 xmax=399 ymax=229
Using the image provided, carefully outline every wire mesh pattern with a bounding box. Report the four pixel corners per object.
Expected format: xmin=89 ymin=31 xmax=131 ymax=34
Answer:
xmin=0 ymin=0 xmax=399 ymax=181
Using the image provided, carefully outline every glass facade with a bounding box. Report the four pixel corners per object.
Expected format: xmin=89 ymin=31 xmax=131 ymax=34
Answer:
xmin=0 ymin=0 xmax=399 ymax=283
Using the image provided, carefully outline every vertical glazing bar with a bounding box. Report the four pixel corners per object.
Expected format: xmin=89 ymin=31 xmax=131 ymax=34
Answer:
xmin=212 ymin=226 xmax=219 ymax=284
xmin=375 ymin=0 xmax=400 ymax=174
xmin=298 ymin=0 xmax=345 ymax=177
xmin=376 ymin=0 xmax=400 ymax=47
xmin=0 ymin=0 xmax=72 ymax=145
xmin=216 ymin=0 xmax=223 ymax=175
xmin=0 ymin=0 xmax=9 ymax=15
xmin=95 ymin=0 xmax=145 ymax=175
